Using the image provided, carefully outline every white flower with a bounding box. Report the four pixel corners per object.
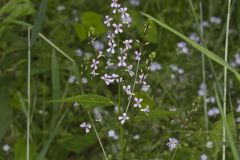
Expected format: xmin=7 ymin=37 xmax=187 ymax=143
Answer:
xmin=80 ymin=122 xmax=92 ymax=133
xmin=111 ymin=0 xmax=119 ymax=8
xmin=118 ymin=56 xmax=127 ymax=67
xmin=206 ymin=141 xmax=213 ymax=148
xmin=118 ymin=112 xmax=129 ymax=124
xmin=122 ymin=16 xmax=132 ymax=26
xmin=73 ymin=102 xmax=79 ymax=107
xmin=236 ymin=117 xmax=240 ymax=123
xmin=141 ymin=82 xmax=150 ymax=92
xmin=189 ymin=33 xmax=200 ymax=43
xmin=108 ymin=130 xmax=119 ymax=140
xmin=177 ymin=41 xmax=189 ymax=55
xmin=57 ymin=5 xmax=65 ymax=12
xmin=150 ymin=62 xmax=162 ymax=72
xmin=123 ymin=85 xmax=132 ymax=95
xmin=126 ymin=65 xmax=134 ymax=77
xmin=107 ymin=33 xmax=116 ymax=44
xmin=141 ymin=106 xmax=150 ymax=115
xmin=82 ymin=77 xmax=88 ymax=84
xmin=119 ymin=7 xmax=130 ymax=19
xmin=167 ymin=138 xmax=179 ymax=151
xmin=135 ymin=51 xmax=141 ymax=61
xmin=101 ymin=74 xmax=114 ymax=85
xmin=106 ymin=59 xmax=114 ymax=69
xmin=200 ymin=154 xmax=208 ymax=160
xmin=97 ymin=51 xmax=104 ymax=58
xmin=91 ymin=59 xmax=99 ymax=70
xmin=2 ymin=144 xmax=10 ymax=152
xmin=68 ymin=75 xmax=76 ymax=84
xmin=113 ymin=23 xmax=123 ymax=34
xmin=133 ymin=134 xmax=140 ymax=140
xmin=104 ymin=15 xmax=113 ymax=27
xmin=208 ymin=107 xmax=220 ymax=117
xmin=134 ymin=97 xmax=143 ymax=108
xmin=123 ymin=39 xmax=133 ymax=50
xmin=210 ymin=16 xmax=221 ymax=24
xmin=236 ymin=104 xmax=240 ymax=112
xmin=107 ymin=43 xmax=117 ymax=54
xmin=76 ymin=48 xmax=83 ymax=56
xmin=198 ymin=83 xmax=207 ymax=96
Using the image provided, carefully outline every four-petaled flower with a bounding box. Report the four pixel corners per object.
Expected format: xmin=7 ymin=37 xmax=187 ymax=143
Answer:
xmin=134 ymin=97 xmax=143 ymax=108
xmin=119 ymin=7 xmax=129 ymax=19
xmin=107 ymin=43 xmax=117 ymax=54
xmin=118 ymin=112 xmax=129 ymax=124
xmin=126 ymin=65 xmax=134 ymax=77
xmin=113 ymin=23 xmax=123 ymax=34
xmin=123 ymin=85 xmax=132 ymax=95
xmin=80 ymin=122 xmax=92 ymax=133
xmin=123 ymin=39 xmax=133 ymax=50
xmin=104 ymin=15 xmax=113 ymax=27
xmin=141 ymin=105 xmax=150 ymax=115
xmin=101 ymin=74 xmax=114 ymax=85
xmin=135 ymin=51 xmax=141 ymax=60
xmin=91 ymin=59 xmax=99 ymax=70
xmin=167 ymin=138 xmax=179 ymax=151
xmin=118 ymin=56 xmax=127 ymax=67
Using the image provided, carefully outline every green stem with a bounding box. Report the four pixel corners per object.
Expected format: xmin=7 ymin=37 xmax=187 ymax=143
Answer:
xmin=27 ymin=27 xmax=31 ymax=160
xmin=88 ymin=111 xmax=108 ymax=160
xmin=223 ymin=0 xmax=231 ymax=159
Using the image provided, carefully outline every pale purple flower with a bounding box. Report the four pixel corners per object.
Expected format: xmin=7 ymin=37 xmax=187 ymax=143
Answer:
xmin=119 ymin=7 xmax=130 ymax=19
xmin=107 ymin=33 xmax=116 ymax=44
xmin=123 ymin=39 xmax=133 ymax=50
xmin=118 ymin=56 xmax=127 ymax=67
xmin=105 ymin=59 xmax=114 ymax=69
xmin=108 ymin=130 xmax=119 ymax=140
xmin=107 ymin=43 xmax=117 ymax=54
xmin=198 ymin=83 xmax=207 ymax=96
xmin=134 ymin=97 xmax=143 ymax=108
xmin=91 ymin=59 xmax=99 ymax=70
xmin=122 ymin=16 xmax=132 ymax=26
xmin=68 ymin=75 xmax=76 ymax=84
xmin=141 ymin=82 xmax=150 ymax=92
xmin=111 ymin=0 xmax=119 ymax=8
xmin=113 ymin=23 xmax=123 ymax=34
xmin=135 ymin=51 xmax=141 ymax=60
xmin=80 ymin=122 xmax=92 ymax=133
xmin=210 ymin=16 xmax=221 ymax=24
xmin=200 ymin=21 xmax=209 ymax=28
xmin=104 ymin=15 xmax=113 ymax=27
xmin=200 ymin=154 xmax=208 ymax=160
xmin=97 ymin=51 xmax=104 ymax=58
xmin=101 ymin=74 xmax=114 ymax=85
xmin=118 ymin=112 xmax=129 ymax=124
xmin=126 ymin=65 xmax=134 ymax=77
xmin=167 ymin=138 xmax=179 ymax=151
xmin=150 ymin=62 xmax=162 ymax=72
xmin=129 ymin=0 xmax=140 ymax=6
xmin=93 ymin=41 xmax=104 ymax=51
xmin=189 ymin=33 xmax=200 ymax=43
xmin=208 ymin=107 xmax=219 ymax=117
xmin=123 ymin=85 xmax=132 ymax=95
xmin=141 ymin=105 xmax=150 ymax=115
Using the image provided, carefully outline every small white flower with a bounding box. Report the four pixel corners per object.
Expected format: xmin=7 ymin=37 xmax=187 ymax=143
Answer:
xmin=80 ymin=122 xmax=92 ymax=133
xmin=73 ymin=102 xmax=79 ymax=107
xmin=141 ymin=106 xmax=150 ymax=115
xmin=106 ymin=59 xmax=114 ymax=69
xmin=198 ymin=83 xmax=207 ymax=96
xmin=111 ymin=0 xmax=119 ymax=8
xmin=101 ymin=74 xmax=114 ymax=85
xmin=206 ymin=141 xmax=213 ymax=148
xmin=133 ymin=134 xmax=140 ymax=140
xmin=82 ymin=77 xmax=88 ymax=84
xmin=208 ymin=107 xmax=220 ymax=117
xmin=108 ymin=130 xmax=119 ymax=140
xmin=68 ymin=75 xmax=76 ymax=84
xmin=118 ymin=112 xmax=129 ymax=124
xmin=200 ymin=154 xmax=208 ymax=160
xmin=119 ymin=7 xmax=130 ymax=19
xmin=123 ymin=39 xmax=133 ymax=50
xmin=2 ymin=144 xmax=10 ymax=152
xmin=113 ymin=23 xmax=123 ymax=34
xmin=91 ymin=59 xmax=99 ymax=70
xmin=126 ymin=65 xmax=135 ymax=77
xmin=97 ymin=51 xmax=104 ymax=58
xmin=236 ymin=117 xmax=240 ymax=123
xmin=57 ymin=5 xmax=65 ymax=12
xmin=104 ymin=15 xmax=113 ymax=27
xmin=167 ymin=138 xmax=179 ymax=151
xmin=135 ymin=51 xmax=141 ymax=61
xmin=76 ymin=48 xmax=83 ymax=56
xmin=134 ymin=97 xmax=143 ymax=108
xmin=107 ymin=43 xmax=117 ymax=54
xmin=121 ymin=16 xmax=132 ymax=26
xmin=91 ymin=70 xmax=99 ymax=77
xmin=118 ymin=56 xmax=127 ymax=67
xmin=201 ymin=21 xmax=209 ymax=28
xmin=123 ymin=85 xmax=132 ymax=95
xmin=236 ymin=105 xmax=240 ymax=112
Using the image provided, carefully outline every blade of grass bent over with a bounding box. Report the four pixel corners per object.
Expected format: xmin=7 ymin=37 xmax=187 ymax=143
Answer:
xmin=141 ymin=12 xmax=240 ymax=82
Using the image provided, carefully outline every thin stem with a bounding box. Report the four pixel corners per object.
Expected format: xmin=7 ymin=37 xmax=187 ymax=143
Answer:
xmin=200 ymin=1 xmax=208 ymax=132
xmin=223 ymin=0 xmax=231 ymax=159
xmin=88 ymin=111 xmax=108 ymax=160
xmin=27 ymin=27 xmax=31 ymax=160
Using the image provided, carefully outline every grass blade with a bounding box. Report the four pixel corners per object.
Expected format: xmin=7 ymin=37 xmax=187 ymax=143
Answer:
xmin=141 ymin=12 xmax=240 ymax=82
xmin=30 ymin=0 xmax=48 ymax=46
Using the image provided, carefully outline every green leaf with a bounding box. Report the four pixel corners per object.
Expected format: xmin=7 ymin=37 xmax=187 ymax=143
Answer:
xmin=81 ymin=12 xmax=105 ymax=36
xmin=30 ymin=0 xmax=48 ymax=46
xmin=141 ymin=12 xmax=240 ymax=82
xmin=58 ymin=133 xmax=97 ymax=153
xmin=135 ymin=109 xmax=178 ymax=121
xmin=51 ymin=94 xmax=114 ymax=108
xmin=74 ymin=23 xmax=87 ymax=42
xmin=14 ymin=139 xmax=37 ymax=160
xmin=0 ymin=77 xmax=12 ymax=143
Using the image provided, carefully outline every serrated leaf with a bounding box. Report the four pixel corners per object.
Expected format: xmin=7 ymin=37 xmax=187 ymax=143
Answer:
xmin=51 ymin=94 xmax=114 ymax=108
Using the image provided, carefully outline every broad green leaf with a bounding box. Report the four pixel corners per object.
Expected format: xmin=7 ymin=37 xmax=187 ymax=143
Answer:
xmin=81 ymin=12 xmax=105 ymax=36
xmin=30 ymin=0 xmax=48 ymax=46
xmin=141 ymin=12 xmax=240 ymax=82
xmin=135 ymin=109 xmax=178 ymax=121
xmin=74 ymin=23 xmax=87 ymax=42
xmin=14 ymin=139 xmax=37 ymax=160
xmin=51 ymin=94 xmax=114 ymax=108
xmin=58 ymin=133 xmax=97 ymax=153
